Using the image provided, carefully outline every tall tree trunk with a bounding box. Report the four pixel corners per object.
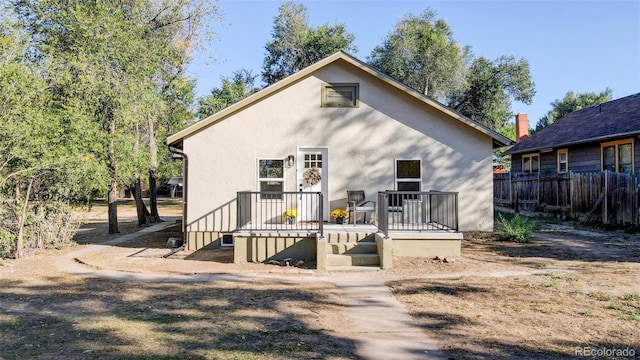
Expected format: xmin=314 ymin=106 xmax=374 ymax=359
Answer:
xmin=36 ymin=192 xmax=44 ymax=250
xmin=108 ymin=119 xmax=120 ymax=234
xmin=131 ymin=178 xmax=151 ymax=225
xmin=132 ymin=120 xmax=151 ymax=225
xmin=15 ymin=178 xmax=34 ymax=259
xmin=148 ymin=114 xmax=160 ymax=221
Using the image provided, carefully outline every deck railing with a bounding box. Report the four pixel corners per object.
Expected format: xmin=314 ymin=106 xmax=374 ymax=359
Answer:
xmin=377 ymin=191 xmax=458 ymax=236
xmin=237 ymin=191 xmax=323 ymax=235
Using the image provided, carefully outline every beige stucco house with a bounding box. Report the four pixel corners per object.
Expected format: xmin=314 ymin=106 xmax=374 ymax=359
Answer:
xmin=166 ymin=52 xmax=511 ymax=270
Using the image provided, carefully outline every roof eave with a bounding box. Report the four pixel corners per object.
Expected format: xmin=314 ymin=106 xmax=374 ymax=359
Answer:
xmin=507 ymin=130 xmax=640 ymax=155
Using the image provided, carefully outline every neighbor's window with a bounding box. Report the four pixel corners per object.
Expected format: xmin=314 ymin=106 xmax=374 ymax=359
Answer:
xmin=557 ymin=149 xmax=568 ymax=174
xmin=522 ymin=153 xmax=540 ymax=173
xmin=395 ymin=159 xmax=421 ymax=191
xmin=601 ymin=139 xmax=634 ymax=174
xmin=258 ymin=159 xmax=284 ymax=200
xmin=322 ymin=83 xmax=358 ymax=107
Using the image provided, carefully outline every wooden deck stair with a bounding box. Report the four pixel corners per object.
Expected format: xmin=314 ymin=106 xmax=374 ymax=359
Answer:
xmin=325 ymin=232 xmax=380 ymax=271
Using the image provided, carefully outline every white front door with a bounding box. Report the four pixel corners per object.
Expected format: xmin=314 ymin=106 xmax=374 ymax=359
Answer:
xmin=298 ymin=148 xmax=328 ymax=221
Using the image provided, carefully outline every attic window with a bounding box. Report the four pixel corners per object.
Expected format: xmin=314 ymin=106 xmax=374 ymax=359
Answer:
xmin=322 ymin=83 xmax=358 ymax=107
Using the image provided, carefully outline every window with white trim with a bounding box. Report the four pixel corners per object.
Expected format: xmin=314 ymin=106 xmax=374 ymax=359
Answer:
xmin=395 ymin=159 xmax=421 ymax=191
xmin=258 ymin=159 xmax=284 ymax=200
xmin=321 ymin=83 xmax=359 ymax=107
xmin=522 ymin=153 xmax=540 ymax=173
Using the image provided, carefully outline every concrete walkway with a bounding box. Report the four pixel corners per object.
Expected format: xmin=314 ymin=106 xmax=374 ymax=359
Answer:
xmin=334 ymin=276 xmax=445 ymax=360
xmin=56 ymin=221 xmax=446 ymax=360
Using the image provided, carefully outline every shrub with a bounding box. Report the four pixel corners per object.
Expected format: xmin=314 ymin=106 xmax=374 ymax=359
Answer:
xmin=496 ymin=213 xmax=535 ymax=243
xmin=0 ymin=230 xmax=16 ymax=259
xmin=32 ymin=201 xmax=78 ymax=250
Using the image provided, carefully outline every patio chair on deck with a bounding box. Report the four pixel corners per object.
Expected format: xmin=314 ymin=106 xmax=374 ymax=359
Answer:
xmin=347 ymin=190 xmax=376 ymax=225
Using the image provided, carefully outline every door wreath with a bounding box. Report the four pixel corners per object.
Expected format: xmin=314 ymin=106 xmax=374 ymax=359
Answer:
xmin=303 ymin=167 xmax=321 ymax=186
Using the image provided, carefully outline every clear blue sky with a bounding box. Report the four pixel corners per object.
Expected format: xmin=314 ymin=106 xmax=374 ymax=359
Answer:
xmin=187 ymin=0 xmax=640 ymax=126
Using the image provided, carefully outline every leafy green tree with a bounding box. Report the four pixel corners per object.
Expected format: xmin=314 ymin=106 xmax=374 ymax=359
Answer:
xmin=0 ymin=23 xmax=103 ymax=257
xmin=262 ymin=1 xmax=356 ymax=85
xmin=368 ymin=10 xmax=469 ymax=100
xmin=533 ymin=88 xmax=613 ymax=132
xmin=136 ymin=1 xmax=215 ymax=224
xmin=13 ymin=0 xmax=217 ymax=233
xmin=197 ymin=69 xmax=259 ymax=119
xmin=448 ymin=55 xmax=535 ymax=134
xmin=368 ymin=8 xmax=535 ymax=136
xmin=0 ymin=29 xmax=55 ymax=257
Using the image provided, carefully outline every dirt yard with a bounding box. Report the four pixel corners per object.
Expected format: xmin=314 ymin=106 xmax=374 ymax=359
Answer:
xmin=1 ymin=200 xmax=639 ymax=359
xmin=0 ymin=199 xmax=356 ymax=359
xmin=389 ymin=227 xmax=640 ymax=359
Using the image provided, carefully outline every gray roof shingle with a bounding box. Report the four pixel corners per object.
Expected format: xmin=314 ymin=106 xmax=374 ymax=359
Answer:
xmin=507 ymin=93 xmax=640 ymax=154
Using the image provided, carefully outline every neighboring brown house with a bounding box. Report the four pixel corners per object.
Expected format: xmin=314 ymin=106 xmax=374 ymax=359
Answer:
xmin=506 ymin=93 xmax=640 ymax=175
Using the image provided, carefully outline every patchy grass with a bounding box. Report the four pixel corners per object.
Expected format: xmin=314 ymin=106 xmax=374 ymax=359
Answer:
xmin=0 ymin=276 xmax=355 ymax=359
xmin=390 ymin=274 xmax=639 ymax=359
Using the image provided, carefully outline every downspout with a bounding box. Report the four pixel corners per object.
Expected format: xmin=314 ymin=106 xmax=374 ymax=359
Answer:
xmin=166 ymin=142 xmax=188 ymax=236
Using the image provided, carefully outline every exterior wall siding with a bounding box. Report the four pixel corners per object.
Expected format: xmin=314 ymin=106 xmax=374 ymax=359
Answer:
xmin=511 ymin=154 xmax=523 ymax=173
xmin=540 ymin=152 xmax=555 ymax=173
xmin=183 ymin=60 xmax=496 ymax=244
xmin=566 ymin=143 xmax=601 ymax=172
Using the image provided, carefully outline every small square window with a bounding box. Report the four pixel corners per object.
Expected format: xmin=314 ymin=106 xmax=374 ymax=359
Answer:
xmin=322 ymin=83 xmax=358 ymax=107
xmin=396 ymin=160 xmax=421 ymax=179
xmin=221 ymin=234 xmax=234 ymax=247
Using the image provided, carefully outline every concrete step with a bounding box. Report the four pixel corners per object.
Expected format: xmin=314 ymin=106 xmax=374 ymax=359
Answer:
xmin=325 ymin=232 xmax=376 ymax=243
xmin=327 ymin=242 xmax=377 ymax=255
xmin=326 ymin=253 xmax=380 ymax=267
xmin=326 ymin=265 xmax=381 ymax=272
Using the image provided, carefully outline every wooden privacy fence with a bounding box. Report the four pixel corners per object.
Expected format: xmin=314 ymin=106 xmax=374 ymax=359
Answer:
xmin=494 ymin=171 xmax=639 ymax=225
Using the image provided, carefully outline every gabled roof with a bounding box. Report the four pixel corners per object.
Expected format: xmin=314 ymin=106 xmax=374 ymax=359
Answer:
xmin=167 ymin=51 xmax=512 ymax=148
xmin=507 ymin=93 xmax=640 ymax=155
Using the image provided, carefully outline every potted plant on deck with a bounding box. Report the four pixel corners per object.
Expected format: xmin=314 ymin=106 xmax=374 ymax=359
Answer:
xmin=282 ymin=209 xmax=298 ymax=224
xmin=331 ymin=209 xmax=347 ymax=224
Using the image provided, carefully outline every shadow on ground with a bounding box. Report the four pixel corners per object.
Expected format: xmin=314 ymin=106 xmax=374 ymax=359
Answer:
xmin=0 ymin=276 xmax=358 ymax=359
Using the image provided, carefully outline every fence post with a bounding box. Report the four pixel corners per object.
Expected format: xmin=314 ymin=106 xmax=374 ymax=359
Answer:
xmin=318 ymin=192 xmax=323 ymax=236
xmin=603 ymin=170 xmax=608 ymax=224
xmin=569 ymin=171 xmax=574 ymax=217
xmin=637 ymin=175 xmax=640 ymax=225
xmin=513 ymin=180 xmax=519 ymax=213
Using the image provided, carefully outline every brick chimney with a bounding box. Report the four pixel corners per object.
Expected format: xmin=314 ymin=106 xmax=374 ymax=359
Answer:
xmin=515 ymin=113 xmax=529 ymax=142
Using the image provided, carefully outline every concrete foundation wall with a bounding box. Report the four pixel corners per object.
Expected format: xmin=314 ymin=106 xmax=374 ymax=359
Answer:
xmin=233 ymin=236 xmax=316 ymax=263
xmin=375 ymin=233 xmax=393 ymax=269
xmin=390 ymin=232 xmax=462 ymax=258
xmin=186 ymin=231 xmax=222 ymax=250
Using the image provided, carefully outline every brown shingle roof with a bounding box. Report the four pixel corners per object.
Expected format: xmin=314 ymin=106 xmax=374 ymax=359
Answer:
xmin=507 ymin=93 xmax=640 ymax=154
